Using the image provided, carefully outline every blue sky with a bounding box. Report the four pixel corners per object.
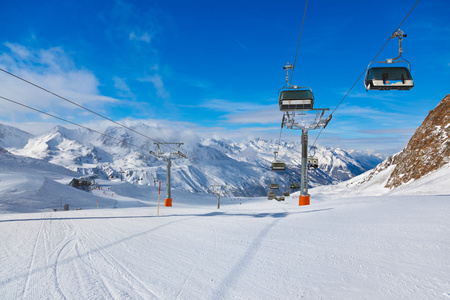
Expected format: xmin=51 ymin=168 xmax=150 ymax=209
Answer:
xmin=0 ymin=0 xmax=449 ymax=155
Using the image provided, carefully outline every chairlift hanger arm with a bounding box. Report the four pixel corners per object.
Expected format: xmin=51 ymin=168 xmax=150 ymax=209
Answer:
xmin=283 ymin=63 xmax=298 ymax=88
xmin=390 ymin=29 xmax=407 ymax=61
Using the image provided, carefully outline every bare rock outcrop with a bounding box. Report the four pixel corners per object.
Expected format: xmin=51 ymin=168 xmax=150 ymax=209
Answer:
xmin=385 ymin=94 xmax=450 ymax=188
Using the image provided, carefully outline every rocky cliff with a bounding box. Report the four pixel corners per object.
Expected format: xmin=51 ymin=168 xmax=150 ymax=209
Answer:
xmin=385 ymin=94 xmax=450 ymax=188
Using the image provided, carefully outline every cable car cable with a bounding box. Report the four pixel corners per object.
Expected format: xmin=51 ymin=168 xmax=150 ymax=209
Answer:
xmin=0 ymin=95 xmax=151 ymax=152
xmin=0 ymin=94 xmax=225 ymax=190
xmin=290 ymin=0 xmax=309 ymax=84
xmin=0 ymin=67 xmax=221 ymax=185
xmin=309 ymin=0 xmax=421 ymax=150
xmin=0 ymin=67 xmax=180 ymax=154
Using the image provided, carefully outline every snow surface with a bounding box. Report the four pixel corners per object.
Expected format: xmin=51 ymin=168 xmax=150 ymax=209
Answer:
xmin=1 ymin=153 xmax=450 ymax=299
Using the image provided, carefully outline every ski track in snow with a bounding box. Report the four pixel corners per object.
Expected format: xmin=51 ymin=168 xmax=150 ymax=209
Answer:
xmin=1 ymin=190 xmax=450 ymax=299
xmin=70 ymin=218 xmax=158 ymax=299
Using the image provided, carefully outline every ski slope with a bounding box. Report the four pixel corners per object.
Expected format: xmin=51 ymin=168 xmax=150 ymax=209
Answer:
xmin=1 ymin=178 xmax=449 ymax=299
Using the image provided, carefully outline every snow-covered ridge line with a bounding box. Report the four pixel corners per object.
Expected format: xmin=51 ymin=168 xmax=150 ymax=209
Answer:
xmin=1 ymin=122 xmax=382 ymax=196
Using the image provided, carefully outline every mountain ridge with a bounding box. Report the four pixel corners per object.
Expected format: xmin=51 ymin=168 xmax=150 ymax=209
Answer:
xmin=1 ymin=123 xmax=382 ymax=196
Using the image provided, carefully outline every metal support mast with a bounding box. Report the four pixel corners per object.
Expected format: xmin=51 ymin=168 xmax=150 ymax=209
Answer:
xmin=282 ymin=109 xmax=332 ymax=205
xmin=150 ymin=142 xmax=187 ymax=207
xmin=210 ymin=185 xmax=227 ymax=209
xmin=301 ymin=129 xmax=308 ymax=196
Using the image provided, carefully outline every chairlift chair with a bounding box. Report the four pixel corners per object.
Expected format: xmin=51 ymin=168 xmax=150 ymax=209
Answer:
xmin=365 ymin=62 xmax=413 ymax=91
xmin=307 ymin=157 xmax=319 ymax=169
xmin=267 ymin=190 xmax=276 ymax=200
xmin=271 ymin=161 xmax=286 ymax=171
xmin=290 ymin=182 xmax=300 ymax=189
xmin=365 ymin=29 xmax=414 ymax=91
xmin=270 ymin=183 xmax=279 ymax=189
xmin=276 ymin=196 xmax=285 ymax=202
xmin=271 ymin=151 xmax=286 ymax=171
xmin=279 ymin=87 xmax=315 ymax=111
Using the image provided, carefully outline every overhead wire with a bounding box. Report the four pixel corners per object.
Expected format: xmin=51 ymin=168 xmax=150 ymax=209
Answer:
xmin=0 ymin=95 xmax=151 ymax=152
xmin=0 ymin=67 xmax=178 ymax=152
xmin=0 ymin=67 xmax=218 ymax=181
xmin=0 ymin=92 xmax=225 ymax=191
xmin=309 ymin=0 xmax=421 ymax=150
xmin=290 ymin=0 xmax=309 ymax=84
xmin=276 ymin=0 xmax=309 ymax=155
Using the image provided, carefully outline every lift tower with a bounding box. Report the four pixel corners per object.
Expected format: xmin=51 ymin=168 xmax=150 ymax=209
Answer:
xmin=150 ymin=142 xmax=187 ymax=207
xmin=210 ymin=185 xmax=227 ymax=209
xmin=279 ymin=63 xmax=331 ymax=205
xmin=282 ymin=110 xmax=331 ymax=205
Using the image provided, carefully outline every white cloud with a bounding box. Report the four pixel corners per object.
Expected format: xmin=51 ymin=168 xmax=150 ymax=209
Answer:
xmin=129 ymin=31 xmax=152 ymax=43
xmin=113 ymin=76 xmax=135 ymax=100
xmin=223 ymin=107 xmax=284 ymax=124
xmin=140 ymin=74 xmax=169 ymax=99
xmin=0 ymin=43 xmax=118 ymax=121
xmin=194 ymin=99 xmax=268 ymax=113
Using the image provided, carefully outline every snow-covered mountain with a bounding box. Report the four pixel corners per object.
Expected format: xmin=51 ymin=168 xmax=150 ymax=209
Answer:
xmin=0 ymin=123 xmax=33 ymax=148
xmin=2 ymin=123 xmax=382 ymax=196
xmin=333 ymin=93 xmax=450 ymax=194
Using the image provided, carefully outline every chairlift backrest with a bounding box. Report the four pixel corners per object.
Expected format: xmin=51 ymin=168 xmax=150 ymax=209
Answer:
xmin=271 ymin=161 xmax=286 ymax=171
xmin=367 ymin=67 xmax=412 ymax=81
xmin=290 ymin=182 xmax=300 ymax=189
xmin=280 ymin=89 xmax=313 ymax=100
xmin=279 ymin=88 xmax=315 ymax=111
xmin=270 ymin=183 xmax=279 ymax=189
xmin=365 ymin=54 xmax=413 ymax=91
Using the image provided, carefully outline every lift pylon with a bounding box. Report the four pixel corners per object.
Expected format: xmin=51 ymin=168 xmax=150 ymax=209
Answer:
xmin=150 ymin=142 xmax=187 ymax=207
xmin=281 ymin=110 xmax=331 ymax=206
xmin=210 ymin=185 xmax=228 ymax=209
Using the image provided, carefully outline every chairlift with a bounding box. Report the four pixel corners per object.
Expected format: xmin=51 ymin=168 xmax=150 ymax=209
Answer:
xmin=267 ymin=190 xmax=276 ymax=200
xmin=270 ymin=183 xmax=279 ymax=189
xmin=283 ymin=192 xmax=290 ymax=197
xmin=278 ymin=63 xmax=314 ymax=111
xmin=290 ymin=182 xmax=300 ymax=189
xmin=279 ymin=87 xmax=315 ymax=111
xmin=271 ymin=151 xmax=286 ymax=171
xmin=364 ymin=63 xmax=413 ymax=91
xmin=365 ymin=29 xmax=414 ymax=91
xmin=307 ymin=157 xmax=319 ymax=169
xmin=271 ymin=161 xmax=286 ymax=171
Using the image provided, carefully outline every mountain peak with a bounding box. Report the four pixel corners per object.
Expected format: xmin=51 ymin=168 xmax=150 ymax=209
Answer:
xmin=0 ymin=123 xmax=34 ymax=148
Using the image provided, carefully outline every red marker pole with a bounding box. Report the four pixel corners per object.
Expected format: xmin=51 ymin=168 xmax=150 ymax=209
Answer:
xmin=157 ymin=180 xmax=161 ymax=216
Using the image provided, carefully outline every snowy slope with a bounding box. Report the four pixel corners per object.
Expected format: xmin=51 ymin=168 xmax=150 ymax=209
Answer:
xmin=312 ymin=158 xmax=450 ymax=197
xmin=0 ymin=180 xmax=449 ymax=299
xmin=1 ymin=141 xmax=449 ymax=298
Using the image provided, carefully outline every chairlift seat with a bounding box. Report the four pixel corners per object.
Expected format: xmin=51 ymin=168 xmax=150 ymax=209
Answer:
xmin=271 ymin=161 xmax=286 ymax=171
xmin=290 ymin=182 xmax=300 ymax=189
xmin=307 ymin=157 xmax=319 ymax=169
xmin=267 ymin=190 xmax=276 ymax=200
xmin=270 ymin=183 xmax=279 ymax=189
xmin=279 ymin=89 xmax=314 ymax=111
xmin=365 ymin=67 xmax=413 ymax=91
